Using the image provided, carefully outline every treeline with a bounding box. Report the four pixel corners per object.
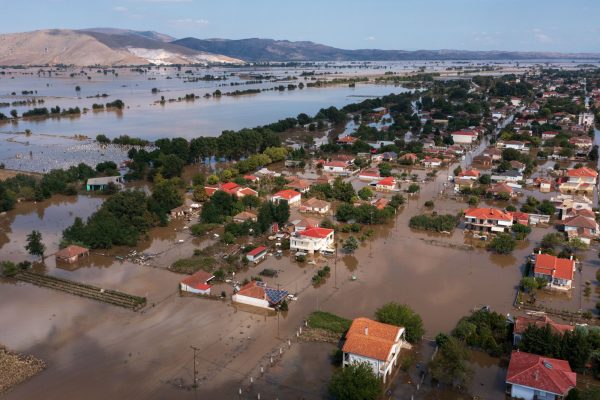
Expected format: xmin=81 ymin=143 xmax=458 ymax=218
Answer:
xmin=409 ymin=213 xmax=458 ymax=232
xmin=62 ymin=178 xmax=182 ymax=248
xmin=0 ymin=163 xmax=107 ymax=212
xmin=335 ymin=195 xmax=405 ymax=224
xmin=20 ymin=106 xmax=81 ymax=118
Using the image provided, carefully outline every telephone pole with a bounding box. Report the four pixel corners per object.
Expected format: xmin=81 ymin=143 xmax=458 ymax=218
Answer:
xmin=190 ymin=345 xmax=199 ymax=394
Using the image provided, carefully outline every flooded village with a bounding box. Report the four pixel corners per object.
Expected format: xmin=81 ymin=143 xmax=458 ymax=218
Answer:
xmin=3 ymin=60 xmax=600 ymax=400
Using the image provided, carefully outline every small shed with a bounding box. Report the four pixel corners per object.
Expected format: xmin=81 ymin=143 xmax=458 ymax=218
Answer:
xmin=55 ymin=245 xmax=90 ymax=264
xmin=180 ymin=270 xmax=215 ymax=295
xmin=246 ymin=246 xmax=268 ymax=264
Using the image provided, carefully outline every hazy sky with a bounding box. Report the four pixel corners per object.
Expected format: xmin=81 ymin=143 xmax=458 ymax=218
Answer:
xmin=4 ymin=0 xmax=600 ymax=52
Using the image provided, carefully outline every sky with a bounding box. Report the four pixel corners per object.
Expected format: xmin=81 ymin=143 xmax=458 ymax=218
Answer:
xmin=3 ymin=0 xmax=600 ymax=53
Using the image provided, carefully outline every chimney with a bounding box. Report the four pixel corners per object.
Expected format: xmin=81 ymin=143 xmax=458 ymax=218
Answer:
xmin=570 ymin=255 xmax=573 ymax=260
xmin=534 ymin=370 xmax=539 ymax=381
xmin=364 ymin=326 xmax=368 ymax=336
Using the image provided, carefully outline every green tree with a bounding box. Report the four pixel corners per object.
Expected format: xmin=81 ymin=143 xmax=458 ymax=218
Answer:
xmin=328 ymin=362 xmax=382 ymax=400
xmin=192 ymin=186 xmax=208 ymax=202
xmin=26 ymin=230 xmax=45 ymax=259
xmin=343 ymin=236 xmax=359 ymax=253
xmin=430 ymin=336 xmax=472 ymax=387
xmin=358 ymin=186 xmax=374 ymax=201
xmin=488 ymin=233 xmax=516 ymax=254
xmin=375 ymin=302 xmax=424 ymax=343
xmin=273 ymin=200 xmax=290 ymax=225
xmin=407 ymin=183 xmax=420 ymax=194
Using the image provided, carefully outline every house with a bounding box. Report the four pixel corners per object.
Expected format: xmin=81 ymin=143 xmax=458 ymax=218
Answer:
xmin=86 ymin=176 xmax=124 ymax=191
xmin=233 ymin=211 xmax=257 ymax=223
xmin=381 ymin=151 xmax=398 ymax=161
xmin=243 ymin=175 xmax=259 ymax=183
xmin=464 ymin=207 xmax=513 ymax=233
xmin=505 ymin=351 xmax=576 ymax=400
xmin=371 ymin=198 xmax=389 ymax=210
xmin=533 ymin=253 xmax=576 ymax=290
xmin=451 ymin=130 xmax=478 ymax=145
xmin=562 ymin=215 xmax=599 ymax=244
xmin=332 ymin=154 xmax=356 ymax=164
xmin=510 ymin=160 xmax=526 ymax=172
xmin=245 ymin=246 xmax=268 ymax=264
xmin=491 ymin=170 xmax=523 ymax=183
xmin=569 ymin=136 xmax=593 ymax=153
xmin=542 ymin=131 xmax=560 ymax=141
xmin=512 ymin=211 xmax=530 ymax=226
xmin=170 ymin=204 xmax=193 ymax=219
xmin=292 ymin=217 xmax=320 ymax=232
xmin=538 ymin=179 xmax=553 ymax=193
xmin=482 ymin=147 xmax=503 ymax=161
xmin=359 ymin=168 xmax=381 ymax=181
xmin=559 ymin=167 xmax=597 ymax=194
xmin=488 ymin=182 xmax=516 ymax=198
xmin=578 ymin=112 xmax=595 ymax=127
xmin=300 ymin=198 xmax=331 ymax=215
xmin=422 ymin=157 xmax=442 ymax=168
xmin=323 ymin=161 xmax=350 ymax=174
xmin=399 ymin=153 xmax=418 ymax=164
xmin=286 ymin=179 xmax=312 ymax=193
xmin=375 ymin=177 xmax=397 ymax=192
xmin=180 ymin=270 xmax=215 ymax=295
xmin=337 ymin=136 xmax=358 ymax=145
xmin=204 ymin=183 xmax=258 ymax=199
xmin=503 ymin=141 xmax=527 ymax=151
xmin=290 ymin=227 xmax=335 ymax=254
xmin=55 ymin=245 xmax=89 ymax=264
xmin=552 ymin=194 xmax=593 ymax=220
xmin=512 ymin=315 xmax=573 ymax=346
xmin=232 ymin=281 xmax=288 ymax=309
xmin=271 ymin=189 xmax=302 ymax=205
xmin=458 ymin=169 xmax=480 ymax=180
xmin=342 ymin=318 xmax=406 ymax=384
xmin=472 ymin=155 xmax=492 ymax=168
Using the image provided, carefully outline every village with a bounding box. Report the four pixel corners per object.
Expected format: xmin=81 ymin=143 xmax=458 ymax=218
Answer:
xmin=2 ymin=65 xmax=600 ymax=400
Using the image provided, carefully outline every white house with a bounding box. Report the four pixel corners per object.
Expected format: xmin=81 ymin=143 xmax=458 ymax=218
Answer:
xmin=559 ymin=167 xmax=597 ymax=194
xmin=375 ymin=177 xmax=397 ymax=192
xmin=323 ymin=161 xmax=350 ymax=174
xmin=533 ymin=253 xmax=575 ymax=290
xmin=359 ymin=168 xmax=381 ymax=181
xmin=232 ymin=281 xmax=288 ymax=310
xmin=506 ymin=351 xmax=576 ymax=400
xmin=271 ymin=189 xmax=302 ymax=205
xmin=300 ymin=198 xmax=331 ymax=215
xmin=245 ymin=246 xmax=268 ymax=264
xmin=290 ymin=227 xmax=334 ymax=254
xmin=464 ymin=207 xmax=513 ymax=233
xmin=451 ymin=130 xmax=477 ymax=145
xmin=180 ymin=271 xmax=215 ymax=295
xmin=491 ymin=170 xmax=523 ymax=183
xmin=342 ymin=318 xmax=406 ymax=384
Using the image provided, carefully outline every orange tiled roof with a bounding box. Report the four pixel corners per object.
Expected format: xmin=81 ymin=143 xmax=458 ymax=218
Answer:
xmin=464 ymin=207 xmax=512 ymax=222
xmin=534 ymin=253 xmax=575 ymax=281
xmin=566 ymin=167 xmax=597 ymax=178
xmin=55 ymin=245 xmax=89 ymax=259
xmin=342 ymin=318 xmax=401 ymax=361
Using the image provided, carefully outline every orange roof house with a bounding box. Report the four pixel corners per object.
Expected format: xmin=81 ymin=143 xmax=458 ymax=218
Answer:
xmin=55 ymin=245 xmax=89 ymax=264
xmin=533 ymin=253 xmax=575 ymax=290
xmin=342 ymin=318 xmax=406 ymax=383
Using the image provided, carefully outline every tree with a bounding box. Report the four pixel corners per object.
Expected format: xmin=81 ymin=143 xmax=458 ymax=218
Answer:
xmin=453 ymin=166 xmax=462 ymax=176
xmin=407 ymin=183 xmax=420 ymax=194
xmin=273 ymin=200 xmax=290 ymax=225
xmin=488 ymin=233 xmax=516 ymax=254
xmin=541 ymin=233 xmax=564 ymax=250
xmin=192 ymin=186 xmax=208 ymax=202
xmin=26 ymin=230 xmax=45 ymax=259
xmin=328 ymin=362 xmax=382 ymax=400
xmin=478 ymin=174 xmax=491 ymax=185
xmin=429 ymin=336 xmax=472 ymax=387
xmin=375 ymin=302 xmax=424 ymax=343
xmin=358 ymin=186 xmax=374 ymax=201
xmin=96 ymin=134 xmax=111 ymax=144
xmin=343 ymin=236 xmax=359 ymax=253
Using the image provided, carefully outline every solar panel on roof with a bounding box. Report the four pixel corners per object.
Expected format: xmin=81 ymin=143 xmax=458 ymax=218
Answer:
xmin=265 ymin=288 xmax=288 ymax=304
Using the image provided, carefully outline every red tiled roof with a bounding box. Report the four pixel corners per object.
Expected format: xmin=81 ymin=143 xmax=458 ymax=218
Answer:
xmin=342 ymin=318 xmax=402 ymax=361
xmin=243 ymin=175 xmax=258 ymax=181
xmin=247 ymin=246 xmax=267 ymax=257
xmin=204 ymin=186 xmax=218 ymax=197
xmin=273 ymin=189 xmax=301 ymax=200
xmin=563 ymin=215 xmax=597 ymax=229
xmin=451 ymin=130 xmax=477 ymax=136
xmin=514 ymin=315 xmax=573 ymax=336
xmin=459 ymin=169 xmax=480 ymax=178
xmin=534 ymin=254 xmax=575 ymax=281
xmin=506 ymin=351 xmax=576 ymax=395
xmin=360 ymin=169 xmax=380 ymax=177
xmin=181 ymin=270 xmax=214 ymax=290
xmin=566 ymin=167 xmax=597 ymax=178
xmin=464 ymin=207 xmax=512 ymax=222
xmin=324 ymin=161 xmax=348 ymax=168
xmin=236 ymin=281 xmax=265 ymax=300
xmin=237 ymin=187 xmax=258 ymax=196
xmin=377 ymin=177 xmax=396 ymax=187
xmin=221 ymin=182 xmax=240 ymax=193
xmin=299 ymin=227 xmax=334 ymax=239
xmin=55 ymin=245 xmax=89 ymax=259
xmin=490 ymin=183 xmax=513 ymax=194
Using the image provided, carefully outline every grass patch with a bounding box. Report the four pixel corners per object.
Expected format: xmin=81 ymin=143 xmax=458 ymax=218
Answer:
xmin=307 ymin=311 xmax=351 ymax=334
xmin=170 ymin=256 xmax=216 ymax=274
xmin=190 ymin=223 xmax=220 ymax=236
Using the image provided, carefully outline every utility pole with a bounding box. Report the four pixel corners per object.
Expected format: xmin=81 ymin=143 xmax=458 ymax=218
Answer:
xmin=334 ymin=241 xmax=338 ymax=289
xmin=277 ymin=283 xmax=280 ymax=339
xmin=190 ymin=345 xmax=199 ymax=395
xmin=369 ymin=210 xmax=374 ymax=258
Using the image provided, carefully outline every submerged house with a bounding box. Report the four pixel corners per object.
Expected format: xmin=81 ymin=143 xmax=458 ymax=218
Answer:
xmin=342 ymin=318 xmax=406 ymax=384
xmin=86 ymin=176 xmax=124 ymax=191
xmin=180 ymin=270 xmax=215 ymax=295
xmin=533 ymin=253 xmax=575 ymax=290
xmin=290 ymin=227 xmax=335 ymax=254
xmin=232 ymin=281 xmax=288 ymax=309
xmin=512 ymin=315 xmax=573 ymax=346
xmin=55 ymin=245 xmax=89 ymax=264
xmin=464 ymin=207 xmax=513 ymax=233
xmin=245 ymin=246 xmax=268 ymax=264
xmin=559 ymin=167 xmax=597 ymax=194
xmin=505 ymin=351 xmax=576 ymax=400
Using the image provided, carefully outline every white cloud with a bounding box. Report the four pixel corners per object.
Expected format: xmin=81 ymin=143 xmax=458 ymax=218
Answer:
xmin=365 ymin=36 xmax=375 ymax=41
xmin=113 ymin=6 xmax=128 ymax=12
xmin=532 ymin=28 xmax=551 ymax=43
xmin=169 ymin=18 xmax=209 ymax=27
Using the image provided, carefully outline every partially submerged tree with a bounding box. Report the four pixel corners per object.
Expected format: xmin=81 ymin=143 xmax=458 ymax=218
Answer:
xmin=328 ymin=362 xmax=382 ymax=400
xmin=26 ymin=230 xmax=45 ymax=260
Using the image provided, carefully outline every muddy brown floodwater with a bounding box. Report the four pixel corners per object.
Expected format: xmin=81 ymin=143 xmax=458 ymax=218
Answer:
xmin=0 ymin=148 xmax=593 ymax=400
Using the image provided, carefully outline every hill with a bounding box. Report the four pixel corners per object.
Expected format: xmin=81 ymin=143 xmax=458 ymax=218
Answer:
xmin=0 ymin=29 xmax=241 ymax=66
xmin=173 ymin=37 xmax=600 ymax=62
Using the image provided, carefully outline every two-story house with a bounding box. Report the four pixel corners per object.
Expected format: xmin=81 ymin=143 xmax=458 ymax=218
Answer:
xmin=464 ymin=207 xmax=513 ymax=233
xmin=289 ymin=227 xmax=334 ymax=254
xmin=559 ymin=167 xmax=598 ymax=194
xmin=533 ymin=253 xmax=576 ymax=290
xmin=342 ymin=318 xmax=406 ymax=384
